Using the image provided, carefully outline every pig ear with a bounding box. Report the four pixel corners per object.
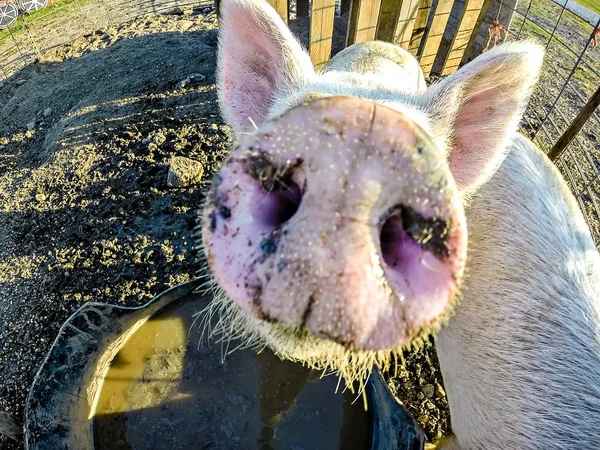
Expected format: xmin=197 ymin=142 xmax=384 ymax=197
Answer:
xmin=424 ymin=42 xmax=544 ymax=195
xmin=217 ymin=0 xmax=315 ymax=135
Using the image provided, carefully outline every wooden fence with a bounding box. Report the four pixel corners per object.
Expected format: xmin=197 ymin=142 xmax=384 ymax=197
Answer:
xmin=0 ymin=0 xmax=498 ymax=80
xmin=223 ymin=0 xmax=493 ymax=75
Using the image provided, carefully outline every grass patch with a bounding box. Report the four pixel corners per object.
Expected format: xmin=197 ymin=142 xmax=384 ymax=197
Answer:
xmin=510 ymin=14 xmax=549 ymax=42
xmin=575 ymin=0 xmax=600 ymax=15
xmin=0 ymin=0 xmax=81 ymax=42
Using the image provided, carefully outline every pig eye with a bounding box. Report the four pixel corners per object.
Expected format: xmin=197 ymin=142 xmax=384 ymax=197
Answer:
xmin=253 ymin=177 xmax=302 ymax=229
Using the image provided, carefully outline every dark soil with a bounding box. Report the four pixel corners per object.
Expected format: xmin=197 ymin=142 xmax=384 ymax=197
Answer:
xmin=386 ymin=343 xmax=450 ymax=444
xmin=0 ymin=10 xmax=450 ymax=449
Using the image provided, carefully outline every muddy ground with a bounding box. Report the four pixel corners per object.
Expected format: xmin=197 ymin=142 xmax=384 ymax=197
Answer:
xmin=0 ymin=10 xmax=450 ymax=449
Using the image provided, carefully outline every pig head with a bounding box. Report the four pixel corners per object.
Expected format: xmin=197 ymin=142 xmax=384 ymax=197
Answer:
xmin=199 ymin=0 xmax=544 ymax=380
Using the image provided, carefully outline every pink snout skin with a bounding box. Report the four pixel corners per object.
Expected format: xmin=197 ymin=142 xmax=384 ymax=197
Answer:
xmin=203 ymin=96 xmax=467 ymax=351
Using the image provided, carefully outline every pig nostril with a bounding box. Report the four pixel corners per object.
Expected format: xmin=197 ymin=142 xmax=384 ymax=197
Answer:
xmin=253 ymin=178 xmax=302 ymax=228
xmin=379 ymin=213 xmax=407 ymax=268
xmin=380 ymin=206 xmax=450 ymax=273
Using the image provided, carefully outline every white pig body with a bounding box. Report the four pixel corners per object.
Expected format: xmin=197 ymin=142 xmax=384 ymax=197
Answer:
xmin=325 ymin=40 xmax=426 ymax=90
xmin=436 ymin=133 xmax=600 ymax=449
xmin=206 ymin=0 xmax=600 ymax=447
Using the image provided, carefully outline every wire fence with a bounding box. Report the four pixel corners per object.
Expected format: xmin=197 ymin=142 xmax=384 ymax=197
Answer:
xmin=1 ymin=0 xmax=600 ymax=246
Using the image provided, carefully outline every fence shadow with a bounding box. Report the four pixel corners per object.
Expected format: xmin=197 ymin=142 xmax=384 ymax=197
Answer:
xmin=1 ymin=27 xmax=222 ymax=168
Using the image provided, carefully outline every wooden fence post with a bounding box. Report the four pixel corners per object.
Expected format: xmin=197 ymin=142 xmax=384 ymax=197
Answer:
xmin=548 ymin=85 xmax=600 ymax=162
xmin=408 ymin=0 xmax=433 ymax=55
xmin=21 ymin=17 xmax=43 ymax=61
xmin=268 ymin=0 xmax=289 ymax=22
xmin=376 ymin=0 xmax=420 ymax=49
xmin=459 ymin=0 xmax=492 ymax=64
xmin=393 ymin=0 xmax=421 ymax=49
xmin=310 ymin=0 xmax=336 ymax=69
xmin=441 ymin=0 xmax=486 ymax=75
xmin=346 ymin=0 xmax=382 ymax=46
xmin=376 ymin=0 xmax=402 ymax=42
xmin=419 ymin=0 xmax=454 ymax=77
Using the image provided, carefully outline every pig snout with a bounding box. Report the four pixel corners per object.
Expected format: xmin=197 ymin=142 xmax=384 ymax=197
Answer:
xmin=202 ymin=97 xmax=467 ymax=351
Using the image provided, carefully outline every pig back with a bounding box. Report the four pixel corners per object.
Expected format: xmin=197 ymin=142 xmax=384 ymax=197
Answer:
xmin=435 ymin=133 xmax=600 ymax=449
xmin=323 ymin=41 xmax=426 ymax=94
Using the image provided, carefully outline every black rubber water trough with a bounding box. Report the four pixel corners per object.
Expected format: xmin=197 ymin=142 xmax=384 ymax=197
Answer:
xmin=24 ymin=279 xmax=425 ymax=449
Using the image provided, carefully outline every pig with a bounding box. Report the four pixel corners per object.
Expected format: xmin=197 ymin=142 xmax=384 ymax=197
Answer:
xmin=201 ymin=0 xmax=479 ymax=385
xmin=201 ymin=0 xmax=542 ymax=384
xmin=198 ymin=0 xmax=599 ymax=447
xmin=432 ymin=135 xmax=600 ymax=449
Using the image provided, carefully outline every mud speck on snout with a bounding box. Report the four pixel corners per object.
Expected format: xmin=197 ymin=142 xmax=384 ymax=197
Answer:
xmin=208 ymin=173 xmax=224 ymax=203
xmin=258 ymin=230 xmax=281 ymax=263
xmin=209 ymin=211 xmax=218 ymax=232
xmin=219 ymin=205 xmax=231 ymax=219
xmin=208 ymin=172 xmax=233 ymax=223
xmin=249 ymin=284 xmax=263 ymax=306
xmin=245 ymin=151 xmax=303 ymax=192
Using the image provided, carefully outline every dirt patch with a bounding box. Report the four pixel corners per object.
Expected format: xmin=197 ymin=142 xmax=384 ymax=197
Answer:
xmin=0 ymin=0 xmax=218 ymax=79
xmin=0 ymin=12 xmax=231 ymax=449
xmin=0 ymin=11 xmax=450 ymax=449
